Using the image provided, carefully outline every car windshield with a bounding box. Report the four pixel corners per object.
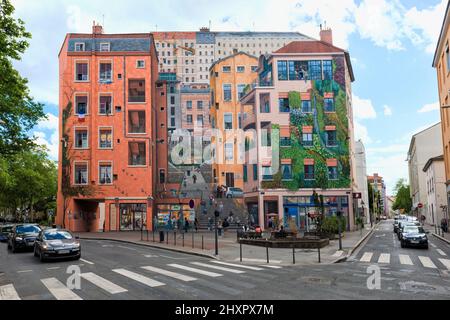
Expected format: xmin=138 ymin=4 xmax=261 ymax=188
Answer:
xmin=16 ymin=225 xmax=41 ymax=234
xmin=1 ymin=226 xmax=13 ymax=233
xmin=404 ymin=227 xmax=424 ymax=234
xmin=43 ymin=231 xmax=73 ymax=240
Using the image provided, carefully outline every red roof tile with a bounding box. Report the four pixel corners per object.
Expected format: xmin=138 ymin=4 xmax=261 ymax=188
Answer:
xmin=274 ymin=40 xmax=345 ymax=54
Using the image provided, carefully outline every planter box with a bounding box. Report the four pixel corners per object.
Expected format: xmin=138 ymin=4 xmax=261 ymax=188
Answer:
xmin=238 ymin=238 xmax=329 ymax=249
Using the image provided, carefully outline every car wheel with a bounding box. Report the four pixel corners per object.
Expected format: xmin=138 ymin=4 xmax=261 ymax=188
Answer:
xmin=39 ymin=250 xmax=46 ymax=262
xmin=34 ymin=246 xmax=38 ymax=257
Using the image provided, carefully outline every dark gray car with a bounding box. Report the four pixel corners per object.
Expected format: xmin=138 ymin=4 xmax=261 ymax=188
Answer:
xmin=34 ymin=229 xmax=81 ymax=262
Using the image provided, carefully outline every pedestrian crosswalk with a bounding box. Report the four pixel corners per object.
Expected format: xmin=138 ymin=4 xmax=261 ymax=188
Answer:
xmin=0 ymin=260 xmax=284 ymax=300
xmin=356 ymin=251 xmax=450 ymax=271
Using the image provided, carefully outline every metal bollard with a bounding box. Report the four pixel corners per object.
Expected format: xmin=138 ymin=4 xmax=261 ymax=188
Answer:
xmin=266 ymin=243 xmax=269 ymax=264
xmin=192 ymin=232 xmax=194 ymax=249
xmin=292 ymin=247 xmax=295 ymax=265
xmin=146 ymin=230 xmax=149 ymax=241
xmin=240 ymin=242 xmax=243 ymax=262
xmin=174 ymin=231 xmax=177 ymax=246
xmin=318 ymin=246 xmax=321 ymax=263
xmin=152 ymin=231 xmax=155 ymax=242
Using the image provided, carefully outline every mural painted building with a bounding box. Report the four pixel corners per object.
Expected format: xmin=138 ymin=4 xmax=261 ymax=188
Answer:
xmin=240 ymin=29 xmax=357 ymax=231
xmin=355 ymin=140 xmax=370 ymax=224
xmin=368 ymin=174 xmax=386 ymax=220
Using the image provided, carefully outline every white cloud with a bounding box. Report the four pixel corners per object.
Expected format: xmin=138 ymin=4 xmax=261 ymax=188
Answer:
xmin=353 ymin=95 xmax=377 ymax=119
xmin=418 ymin=102 xmax=439 ymax=113
xmin=383 ymin=105 xmax=393 ymax=116
xmin=354 ymin=119 xmax=372 ymax=145
xmin=33 ymin=131 xmax=59 ymax=160
xmin=36 ymin=113 xmax=59 ymax=131
xmin=367 ymin=152 xmax=409 ymax=195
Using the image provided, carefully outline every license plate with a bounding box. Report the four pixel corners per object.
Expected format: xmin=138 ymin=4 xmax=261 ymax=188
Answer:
xmin=410 ymin=240 xmax=419 ymax=244
xmin=58 ymin=250 xmax=70 ymax=254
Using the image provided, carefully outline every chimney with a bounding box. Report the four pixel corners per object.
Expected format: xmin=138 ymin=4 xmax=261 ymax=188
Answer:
xmin=320 ymin=26 xmax=333 ymax=45
xmin=92 ymin=21 xmax=104 ymax=35
xmin=199 ymin=27 xmax=210 ymax=33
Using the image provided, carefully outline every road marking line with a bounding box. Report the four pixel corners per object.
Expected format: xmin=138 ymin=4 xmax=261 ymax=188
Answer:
xmin=430 ymin=243 xmax=437 ymax=248
xmin=399 ymin=254 xmax=413 ymax=265
xmin=41 ymin=278 xmax=82 ymax=300
xmin=190 ymin=262 xmax=246 ymax=274
xmin=332 ymin=251 xmax=344 ymax=257
xmin=418 ymin=256 xmax=437 ymax=269
xmin=360 ymin=252 xmax=373 ymax=262
xmin=438 ymin=258 xmax=450 ymax=270
xmin=47 ymin=267 xmax=61 ymax=270
xmin=117 ymin=245 xmax=137 ymax=251
xmin=0 ymin=284 xmax=20 ymax=300
xmin=81 ymin=272 xmax=127 ymax=294
xmin=259 ymin=265 xmax=282 ymax=269
xmin=80 ymin=258 xmax=94 ymax=265
xmin=436 ymin=249 xmax=447 ymax=256
xmin=112 ymin=269 xmax=165 ymax=287
xmin=141 ymin=266 xmax=196 ymax=282
xmin=143 ymin=254 xmax=158 ymax=258
xmin=17 ymin=270 xmax=32 ymax=273
xmin=210 ymin=261 xmax=264 ymax=271
xmin=378 ymin=253 xmax=390 ymax=264
xmin=102 ymin=245 xmax=114 ymax=248
xmin=169 ymin=264 xmax=222 ymax=277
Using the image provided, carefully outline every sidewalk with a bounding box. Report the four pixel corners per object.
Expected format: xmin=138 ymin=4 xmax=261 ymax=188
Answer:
xmin=423 ymin=223 xmax=450 ymax=244
xmin=75 ymin=225 xmax=375 ymax=266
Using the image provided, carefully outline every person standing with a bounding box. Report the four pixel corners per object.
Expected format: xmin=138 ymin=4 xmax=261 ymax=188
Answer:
xmin=208 ymin=216 xmax=213 ymax=231
xmin=194 ymin=217 xmax=199 ymax=232
xmin=184 ymin=217 xmax=190 ymax=233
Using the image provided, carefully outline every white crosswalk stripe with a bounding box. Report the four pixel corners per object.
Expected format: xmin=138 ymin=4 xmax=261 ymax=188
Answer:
xmin=430 ymin=243 xmax=437 ymax=248
xmin=418 ymin=256 xmax=437 ymax=269
xmin=436 ymin=249 xmax=447 ymax=256
xmin=112 ymin=269 xmax=165 ymax=287
xmin=438 ymin=258 xmax=450 ymax=270
xmin=332 ymin=251 xmax=344 ymax=257
xmin=81 ymin=272 xmax=128 ymax=294
xmin=141 ymin=266 xmax=197 ymax=282
xmin=168 ymin=264 xmax=222 ymax=277
xmin=378 ymin=253 xmax=390 ymax=264
xmin=399 ymin=254 xmax=413 ymax=265
xmin=41 ymin=278 xmax=82 ymax=300
xmin=210 ymin=261 xmax=264 ymax=271
xmin=190 ymin=262 xmax=246 ymax=274
xmin=80 ymin=258 xmax=94 ymax=265
xmin=259 ymin=265 xmax=282 ymax=269
xmin=0 ymin=284 xmax=20 ymax=300
xmin=360 ymin=252 xmax=373 ymax=262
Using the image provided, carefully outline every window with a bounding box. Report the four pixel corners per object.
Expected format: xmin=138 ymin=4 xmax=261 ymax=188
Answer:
xmin=99 ymin=62 xmax=112 ymax=82
xmin=197 ymin=101 xmax=203 ymax=109
xmin=237 ymin=66 xmax=245 ymax=73
xmin=186 ymin=101 xmax=192 ymax=110
xmin=99 ymin=95 xmax=112 ymax=115
xmin=223 ymin=84 xmax=232 ymax=102
xmin=262 ymin=166 xmax=273 ymax=181
xmin=100 ymin=43 xmax=110 ymax=52
xmin=280 ymin=137 xmax=291 ymax=147
xmin=224 ymin=113 xmax=233 ymax=130
xmin=74 ymin=129 xmax=88 ymax=149
xmin=128 ymin=111 xmax=146 ymax=133
xmin=261 ymin=100 xmax=270 ymax=113
xmin=243 ymin=165 xmax=248 ymax=182
xmin=128 ymin=142 xmax=146 ymax=166
xmin=302 ymin=133 xmax=313 ymax=147
xmin=288 ymin=61 xmax=308 ymax=80
xmin=328 ymin=166 xmax=338 ymax=180
xmin=323 ymin=60 xmax=333 ymax=80
xmin=446 ymin=45 xmax=450 ymax=73
xmin=308 ymin=60 xmax=322 ymax=80
xmin=237 ymin=84 xmax=246 ymax=100
xmin=253 ymin=164 xmax=258 ymax=181
xmin=281 ymin=164 xmax=292 ymax=180
xmin=187 ymin=115 xmax=193 ymax=124
xmin=301 ymin=100 xmax=312 ymax=113
xmin=225 ymin=143 xmax=233 ymax=161
xmin=223 ymin=66 xmax=231 ymax=73
xmin=99 ymin=129 xmax=112 ymax=149
xmin=279 ymin=98 xmax=290 ymax=112
xmin=75 ymin=95 xmax=88 ymax=115
xmin=137 ymin=60 xmax=145 ymax=68
xmin=75 ymin=62 xmax=88 ymax=81
xmin=75 ymin=43 xmax=85 ymax=52
xmin=238 ymin=113 xmax=242 ymax=129
xmin=304 ymin=165 xmax=314 ymax=180
xmin=326 ymin=130 xmax=337 ymax=147
xmin=277 ymin=60 xmax=288 ymax=80
xmin=324 ymin=98 xmax=335 ymax=112
xmin=169 ymin=86 xmax=176 ymax=94
xmin=159 ymin=169 xmax=166 ymax=184
xmin=197 ymin=115 xmax=203 ymax=126
xmin=170 ymin=107 xmax=175 ymax=116
xmin=128 ymin=80 xmax=145 ymax=103
xmin=261 ymin=128 xmax=271 ymax=147
xmin=99 ymin=164 xmax=112 ymax=184
xmin=251 ymin=66 xmax=258 ymax=72
xmin=74 ymin=163 xmax=88 ymax=185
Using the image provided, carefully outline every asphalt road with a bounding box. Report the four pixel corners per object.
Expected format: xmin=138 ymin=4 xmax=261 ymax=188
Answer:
xmin=1 ymin=220 xmax=449 ymax=300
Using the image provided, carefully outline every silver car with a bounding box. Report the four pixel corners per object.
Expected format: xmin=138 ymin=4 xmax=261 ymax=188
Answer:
xmin=226 ymin=187 xmax=244 ymax=198
xmin=34 ymin=229 xmax=81 ymax=262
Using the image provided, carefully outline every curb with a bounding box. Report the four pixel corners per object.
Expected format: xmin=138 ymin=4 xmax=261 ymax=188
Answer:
xmin=79 ymin=236 xmax=218 ymax=260
xmin=432 ymin=233 xmax=450 ymax=245
xmin=333 ymin=223 xmax=379 ymax=264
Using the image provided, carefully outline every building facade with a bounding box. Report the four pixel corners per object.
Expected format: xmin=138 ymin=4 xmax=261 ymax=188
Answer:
xmin=407 ymin=123 xmax=443 ymax=221
xmin=368 ymin=174 xmax=386 ymax=219
xmin=56 ymin=24 xmax=158 ymax=232
xmin=355 ymin=140 xmax=370 ymax=224
xmin=433 ymin=2 xmax=450 ymax=221
xmin=240 ymin=29 xmax=357 ymax=231
xmin=423 ymin=156 xmax=448 ymax=227
xmin=180 ymin=83 xmax=211 ymax=135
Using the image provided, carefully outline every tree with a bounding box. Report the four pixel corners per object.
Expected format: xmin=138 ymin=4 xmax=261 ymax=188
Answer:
xmin=392 ymin=179 xmax=412 ymax=214
xmin=0 ymin=0 xmax=45 ymax=156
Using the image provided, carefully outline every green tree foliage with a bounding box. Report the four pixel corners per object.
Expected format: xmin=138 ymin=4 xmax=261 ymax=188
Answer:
xmin=392 ymin=178 xmax=412 ymax=214
xmin=0 ymin=0 xmax=45 ymax=156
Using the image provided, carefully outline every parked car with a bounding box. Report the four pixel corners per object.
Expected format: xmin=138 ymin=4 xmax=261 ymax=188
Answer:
xmin=34 ymin=228 xmax=81 ymax=262
xmin=401 ymin=226 xmax=428 ymax=249
xmin=226 ymin=187 xmax=243 ymax=198
xmin=393 ymin=219 xmax=403 ymax=233
xmin=0 ymin=224 xmax=14 ymax=243
xmin=7 ymin=224 xmax=42 ymax=253
xmin=398 ymin=221 xmax=420 ymax=240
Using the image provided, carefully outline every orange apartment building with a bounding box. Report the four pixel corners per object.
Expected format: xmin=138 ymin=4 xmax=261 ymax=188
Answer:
xmin=180 ymin=83 xmax=211 ymax=135
xmin=433 ymin=1 xmax=450 ymax=215
xmin=210 ymin=52 xmax=259 ymax=189
xmin=56 ymin=23 xmax=159 ymax=232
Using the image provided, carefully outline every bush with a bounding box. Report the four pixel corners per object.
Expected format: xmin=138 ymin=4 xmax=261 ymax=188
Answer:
xmin=321 ymin=216 xmax=347 ymax=234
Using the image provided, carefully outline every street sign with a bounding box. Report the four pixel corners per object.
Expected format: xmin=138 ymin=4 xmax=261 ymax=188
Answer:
xmin=418 ymin=203 xmax=423 ymax=209
xmin=189 ymin=199 xmax=195 ymax=209
xmin=353 ymin=193 xmax=362 ymax=199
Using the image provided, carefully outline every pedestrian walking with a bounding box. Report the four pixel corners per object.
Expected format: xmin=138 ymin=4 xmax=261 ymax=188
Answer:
xmin=194 ymin=217 xmax=199 ymax=232
xmin=184 ymin=217 xmax=190 ymax=233
xmin=208 ymin=217 xmax=213 ymax=231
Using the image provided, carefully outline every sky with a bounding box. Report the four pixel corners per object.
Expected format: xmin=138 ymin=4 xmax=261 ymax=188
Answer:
xmin=10 ymin=0 xmax=447 ymax=195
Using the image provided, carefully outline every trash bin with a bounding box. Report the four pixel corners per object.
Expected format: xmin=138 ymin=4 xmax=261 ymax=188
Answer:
xmin=159 ymin=230 xmax=165 ymax=242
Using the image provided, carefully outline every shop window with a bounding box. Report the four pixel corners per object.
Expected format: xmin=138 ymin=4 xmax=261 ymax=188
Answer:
xmin=128 ymin=142 xmax=146 ymax=166
xmin=120 ymin=203 xmax=147 ymax=231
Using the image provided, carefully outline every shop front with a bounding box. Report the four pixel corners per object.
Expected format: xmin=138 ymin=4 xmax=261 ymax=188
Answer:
xmin=119 ymin=203 xmax=147 ymax=231
xmin=156 ymin=204 xmax=195 ymax=230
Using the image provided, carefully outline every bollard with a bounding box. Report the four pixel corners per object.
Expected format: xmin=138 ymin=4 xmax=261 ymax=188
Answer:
xmin=266 ymin=243 xmax=269 ymax=264
xmin=141 ymin=228 xmax=143 ymax=241
xmin=292 ymin=247 xmax=295 ymax=265
xmin=240 ymin=242 xmax=243 ymax=262
xmin=318 ymin=246 xmax=321 ymax=263
xmin=192 ymin=232 xmax=194 ymax=249
xmin=174 ymin=231 xmax=177 ymax=246
xmin=146 ymin=230 xmax=149 ymax=242
xmin=182 ymin=232 xmax=185 ymax=247
xmin=152 ymin=230 xmax=155 ymax=243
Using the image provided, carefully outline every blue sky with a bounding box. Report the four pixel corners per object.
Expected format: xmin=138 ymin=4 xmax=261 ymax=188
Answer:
xmin=11 ymin=0 xmax=446 ymax=194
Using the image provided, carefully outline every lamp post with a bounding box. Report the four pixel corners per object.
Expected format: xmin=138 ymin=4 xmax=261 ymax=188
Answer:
xmin=214 ymin=209 xmax=219 ymax=256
